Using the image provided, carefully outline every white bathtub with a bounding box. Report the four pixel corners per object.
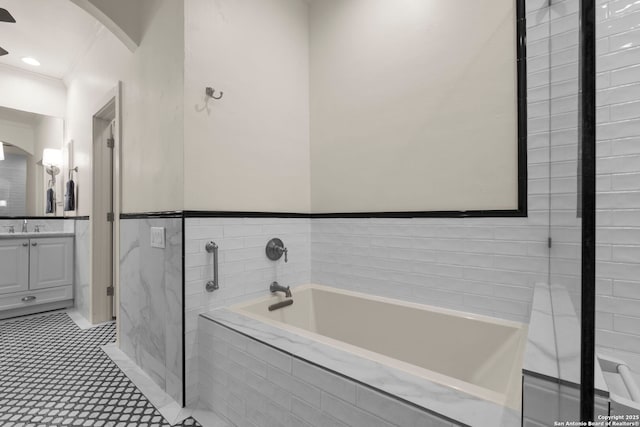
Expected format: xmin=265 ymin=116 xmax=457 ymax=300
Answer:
xmin=231 ymin=284 xmax=527 ymax=413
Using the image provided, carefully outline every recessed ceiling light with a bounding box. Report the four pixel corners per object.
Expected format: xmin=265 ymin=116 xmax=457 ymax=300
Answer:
xmin=22 ymin=57 xmax=40 ymax=66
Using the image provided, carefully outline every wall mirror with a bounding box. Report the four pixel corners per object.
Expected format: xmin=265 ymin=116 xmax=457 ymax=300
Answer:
xmin=0 ymin=105 xmax=66 ymax=218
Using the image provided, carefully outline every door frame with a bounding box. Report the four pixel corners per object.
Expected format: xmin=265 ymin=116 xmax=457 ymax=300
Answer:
xmin=89 ymin=82 xmax=122 ymax=337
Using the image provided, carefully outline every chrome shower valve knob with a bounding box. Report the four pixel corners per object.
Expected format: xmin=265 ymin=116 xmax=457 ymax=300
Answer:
xmin=266 ymin=238 xmax=288 ymax=263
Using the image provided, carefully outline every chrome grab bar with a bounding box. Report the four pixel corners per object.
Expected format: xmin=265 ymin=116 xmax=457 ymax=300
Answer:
xmin=205 ymin=241 xmax=219 ymax=292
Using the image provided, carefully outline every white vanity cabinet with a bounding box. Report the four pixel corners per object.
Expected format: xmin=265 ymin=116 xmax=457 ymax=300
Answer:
xmin=29 ymin=238 xmax=74 ymax=290
xmin=0 ymin=235 xmax=74 ymax=316
xmin=0 ymin=239 xmax=30 ymax=294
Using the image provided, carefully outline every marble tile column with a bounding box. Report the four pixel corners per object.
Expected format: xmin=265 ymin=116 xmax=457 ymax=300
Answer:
xmin=119 ymin=217 xmax=183 ymax=404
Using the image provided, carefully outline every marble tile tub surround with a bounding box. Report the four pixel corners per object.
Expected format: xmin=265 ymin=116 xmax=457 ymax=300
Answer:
xmin=184 ymin=217 xmax=311 ymax=406
xmin=120 ymin=217 xmax=183 ymax=404
xmin=74 ymin=219 xmax=90 ymax=321
xmin=198 ymin=311 xmax=519 ymax=427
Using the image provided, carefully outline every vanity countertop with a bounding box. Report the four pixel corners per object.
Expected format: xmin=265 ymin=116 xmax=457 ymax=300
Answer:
xmin=0 ymin=232 xmax=74 ymax=240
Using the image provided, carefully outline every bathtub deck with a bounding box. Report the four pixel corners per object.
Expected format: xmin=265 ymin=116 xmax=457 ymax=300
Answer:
xmin=200 ymin=307 xmax=522 ymax=427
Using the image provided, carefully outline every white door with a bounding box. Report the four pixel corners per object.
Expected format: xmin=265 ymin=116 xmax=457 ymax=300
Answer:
xmin=92 ymin=116 xmax=115 ymax=322
xmin=29 ymin=237 xmax=73 ymax=290
xmin=0 ymin=239 xmax=29 ymax=294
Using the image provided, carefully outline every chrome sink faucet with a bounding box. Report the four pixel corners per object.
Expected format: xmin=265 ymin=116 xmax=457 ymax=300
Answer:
xmin=270 ymin=281 xmax=292 ymax=298
xmin=21 ymin=219 xmax=28 ymax=233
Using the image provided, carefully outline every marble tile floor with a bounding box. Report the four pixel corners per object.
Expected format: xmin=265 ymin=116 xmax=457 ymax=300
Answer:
xmin=0 ymin=311 xmax=201 ymax=427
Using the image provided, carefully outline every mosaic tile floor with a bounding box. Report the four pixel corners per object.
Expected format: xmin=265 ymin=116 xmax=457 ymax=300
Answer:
xmin=0 ymin=312 xmax=200 ymax=427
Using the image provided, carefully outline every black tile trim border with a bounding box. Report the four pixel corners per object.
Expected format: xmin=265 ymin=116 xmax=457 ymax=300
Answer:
xmin=202 ymin=315 xmax=470 ymax=427
xmin=516 ymin=0 xmax=528 ymax=216
xmin=579 ymin=0 xmax=597 ymax=421
xmin=183 ymin=210 xmax=311 ymax=219
xmin=309 ymin=209 xmax=525 ymax=219
xmin=120 ymin=210 xmax=528 ymax=219
xmin=182 ymin=209 xmax=525 ymax=219
xmin=119 ymin=211 xmax=183 ymax=219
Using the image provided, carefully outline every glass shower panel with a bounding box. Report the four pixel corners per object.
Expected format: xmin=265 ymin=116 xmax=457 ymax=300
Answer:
xmin=522 ymin=1 xmax=586 ymax=422
xmin=547 ymin=0 xmax=584 ymax=419
xmin=521 ymin=0 xmax=586 ymax=423
xmin=548 ymin=0 xmax=582 ymax=361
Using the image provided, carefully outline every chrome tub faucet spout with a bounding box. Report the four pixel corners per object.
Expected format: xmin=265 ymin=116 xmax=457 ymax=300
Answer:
xmin=270 ymin=281 xmax=292 ymax=298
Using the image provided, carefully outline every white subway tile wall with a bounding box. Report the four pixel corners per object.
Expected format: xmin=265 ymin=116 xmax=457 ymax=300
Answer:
xmin=184 ymin=217 xmax=311 ymax=405
xmin=311 ymin=217 xmax=547 ymax=324
xmin=596 ymin=0 xmax=640 ymax=385
xmin=197 ymin=318 xmax=455 ymax=427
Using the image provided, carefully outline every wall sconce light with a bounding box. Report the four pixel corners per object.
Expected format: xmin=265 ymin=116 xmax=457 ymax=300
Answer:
xmin=0 ymin=141 xmax=5 ymax=161
xmin=42 ymin=148 xmax=62 ymax=184
xmin=42 ymin=148 xmax=62 ymax=215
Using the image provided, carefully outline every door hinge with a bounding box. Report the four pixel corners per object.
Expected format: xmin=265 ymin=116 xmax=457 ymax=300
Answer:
xmin=548 ymin=237 xmax=552 ymax=248
xmin=106 ymin=286 xmax=114 ymax=296
xmin=107 ymin=138 xmax=115 ymax=149
xmin=107 ymin=212 xmax=114 ymax=222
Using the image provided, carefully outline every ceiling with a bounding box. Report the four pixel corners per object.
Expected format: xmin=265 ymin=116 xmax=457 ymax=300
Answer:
xmin=0 ymin=105 xmax=41 ymax=127
xmin=0 ymin=0 xmax=102 ymax=79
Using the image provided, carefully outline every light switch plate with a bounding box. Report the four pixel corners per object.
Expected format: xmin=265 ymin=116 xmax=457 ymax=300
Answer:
xmin=150 ymin=227 xmax=165 ymax=249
